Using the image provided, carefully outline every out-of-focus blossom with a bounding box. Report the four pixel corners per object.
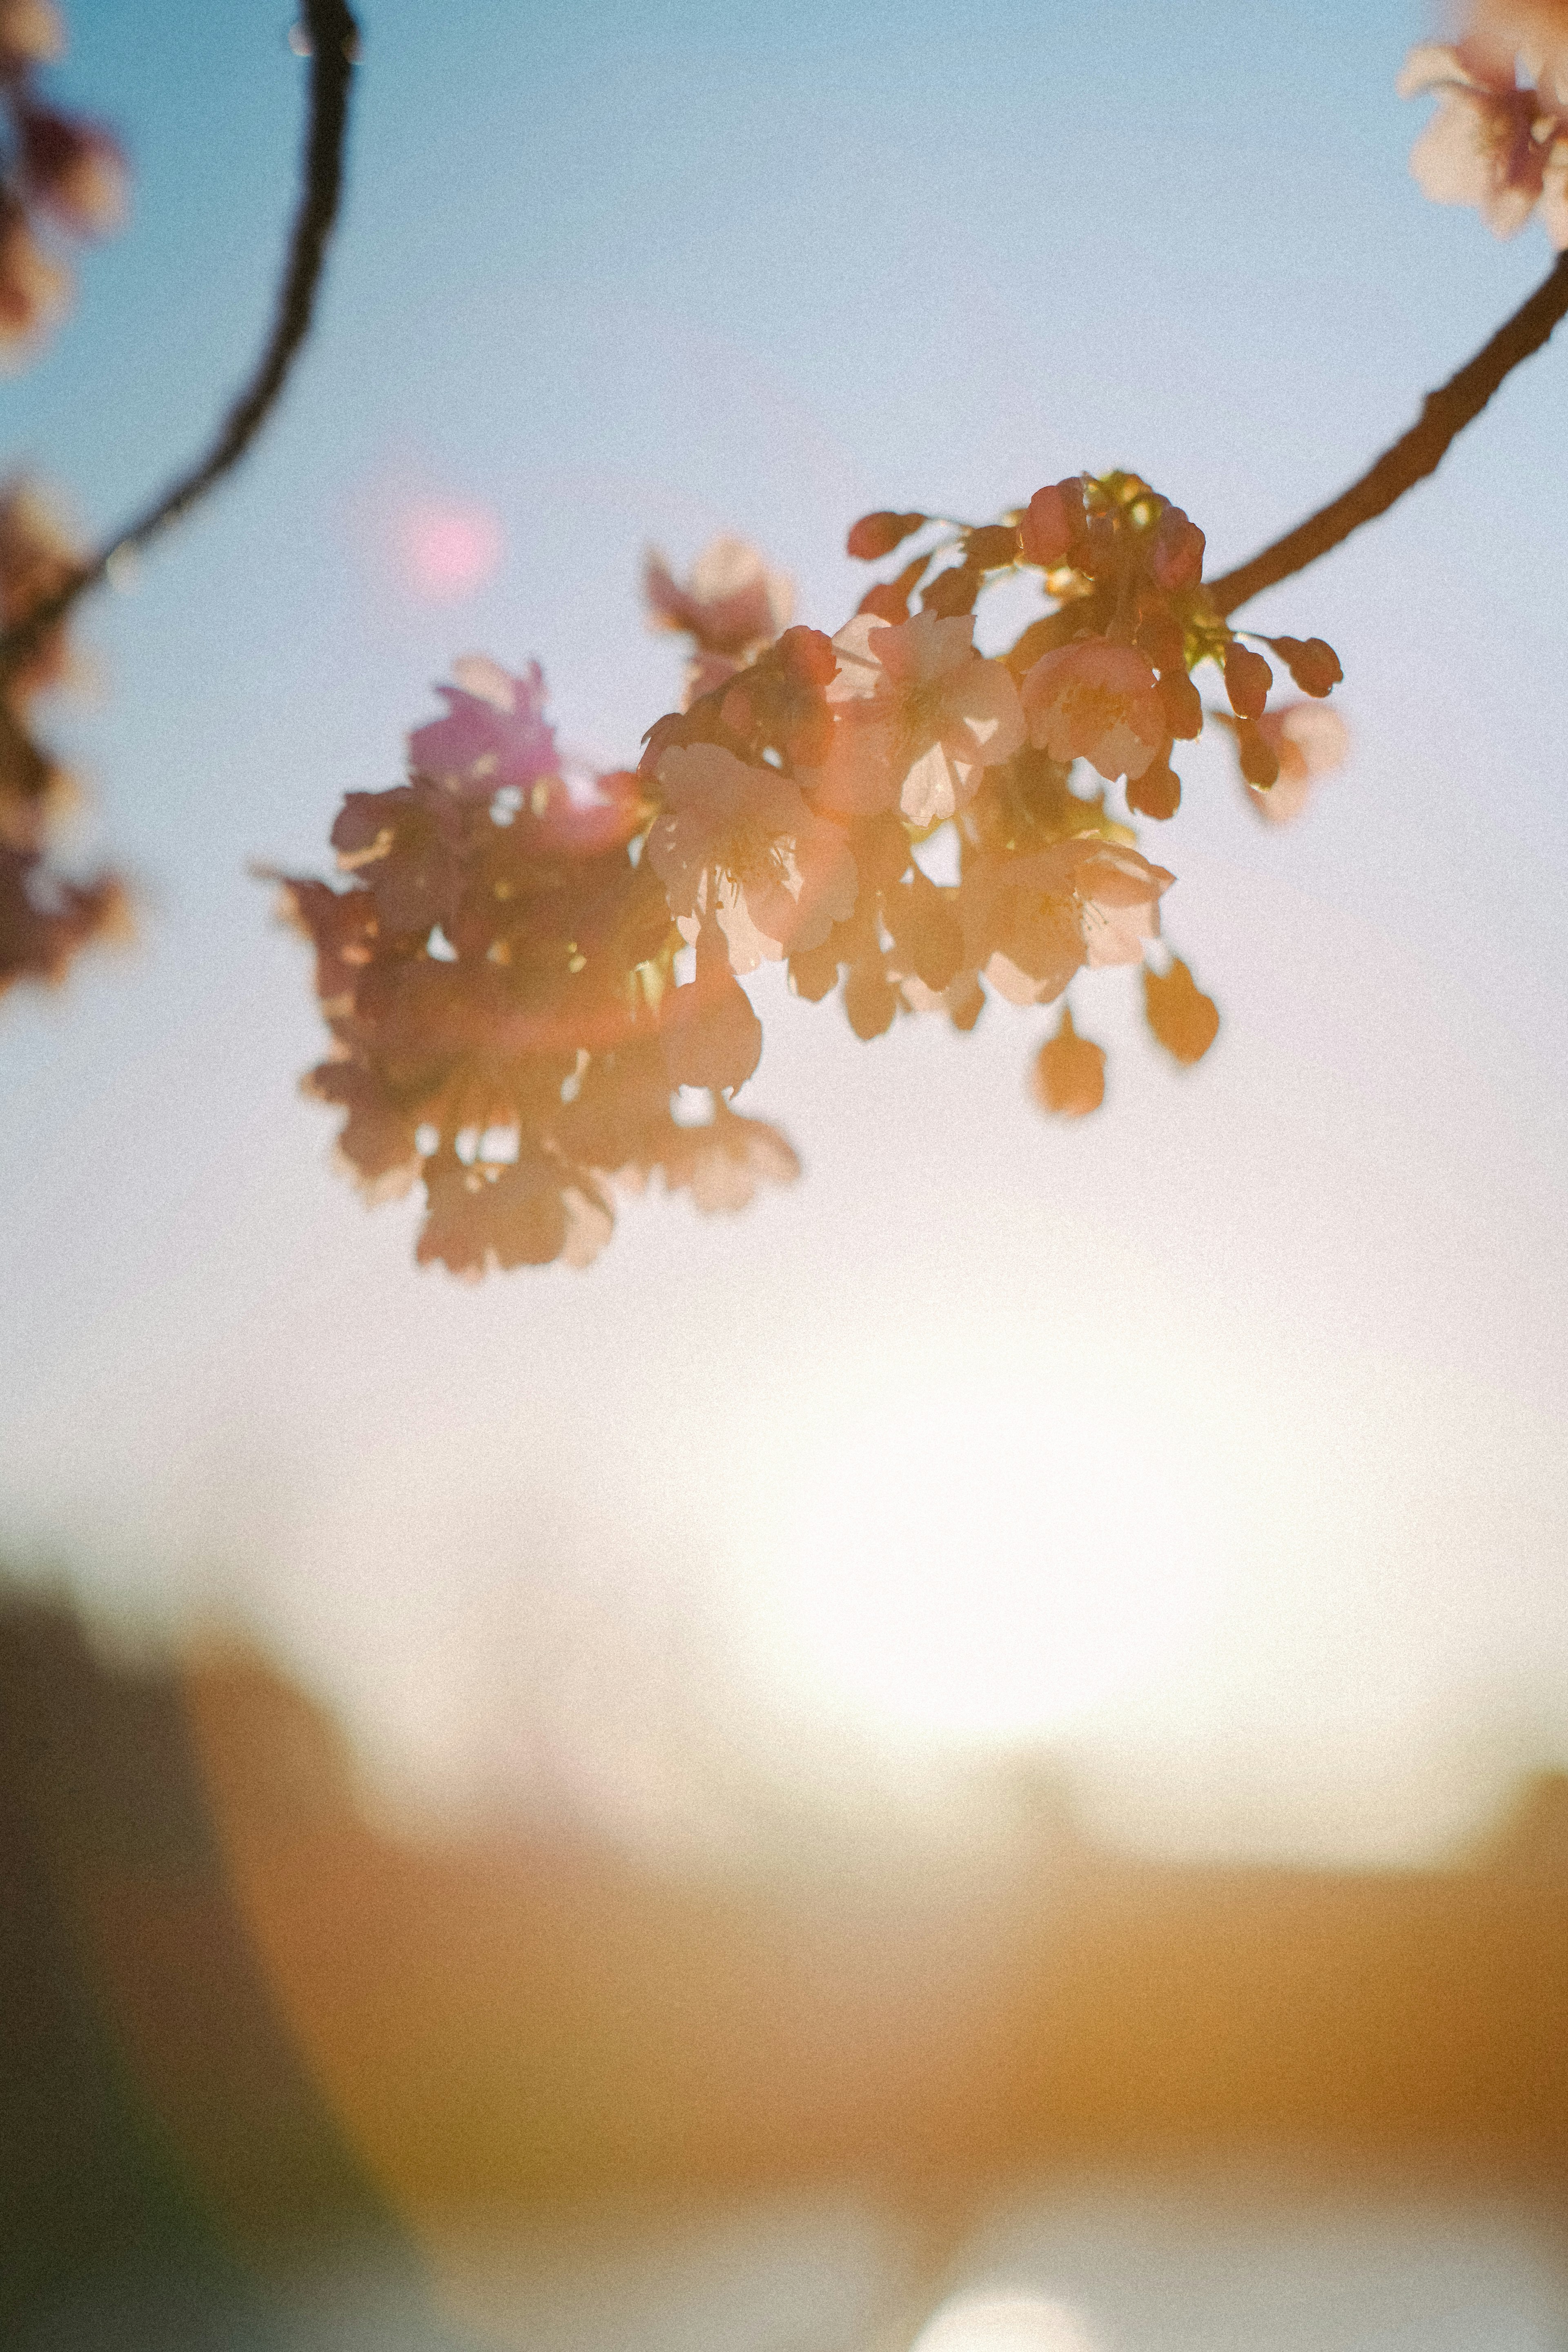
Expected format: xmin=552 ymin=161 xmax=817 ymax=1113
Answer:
xmin=19 ymin=106 xmax=125 ymax=232
xmin=416 ymin=1147 xmax=613 ymax=1276
xmin=1143 ymin=954 xmax=1220 ymax=1064
xmin=1237 ymin=699 xmax=1350 ymax=824
xmin=649 ymin=742 xmax=858 ymax=971
xmin=0 ymin=0 xmax=63 ymax=73
xmin=0 ymin=841 xmax=125 ymax=993
xmin=1031 ymin=1004 xmax=1106 ymax=1117
xmin=803 ymin=610 xmax=1025 ymax=826
xmin=644 ymin=536 xmax=793 ymax=656
xmin=1020 ymin=641 xmax=1167 ymax=783
xmin=0 ymin=193 xmax=63 ymax=354
xmin=408 ymin=656 xmax=560 ymax=797
xmin=1470 ymin=0 xmax=1568 ymax=103
xmin=1399 ymin=40 xmax=1568 ymax=242
xmin=668 ymin=1098 xmax=801 ymax=1212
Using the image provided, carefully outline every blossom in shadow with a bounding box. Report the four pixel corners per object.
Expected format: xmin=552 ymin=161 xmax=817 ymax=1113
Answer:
xmin=644 ymin=536 xmax=793 ymax=657
xmin=408 ymin=657 xmax=561 ymax=798
xmin=963 ymin=835 xmax=1174 ymax=1007
xmin=660 ymin=922 xmax=764 ymax=1093
xmin=1020 ymin=642 xmax=1167 ymax=784
xmin=802 ymin=610 xmax=1024 ymax=826
xmin=648 ymin=741 xmax=858 ymax=971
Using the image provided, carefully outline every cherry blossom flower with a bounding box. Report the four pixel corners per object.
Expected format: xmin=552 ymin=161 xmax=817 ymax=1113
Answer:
xmin=667 ymin=1100 xmax=801 ymax=1213
xmin=408 ymin=656 xmax=560 ymax=798
xmin=1238 ymin=700 xmax=1350 ymax=824
xmin=649 ymin=742 xmax=858 ymax=971
xmin=644 ymin=536 xmax=793 ymax=656
xmin=801 ymin=610 xmax=1025 ymax=826
xmin=1398 ymin=40 xmax=1568 ymax=243
xmin=1020 ymin=642 xmax=1167 ymax=784
xmin=963 ymin=835 xmax=1175 ymax=1006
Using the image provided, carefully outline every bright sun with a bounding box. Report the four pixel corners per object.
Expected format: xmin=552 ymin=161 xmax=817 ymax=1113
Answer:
xmin=744 ymin=1341 xmax=1212 ymax=1750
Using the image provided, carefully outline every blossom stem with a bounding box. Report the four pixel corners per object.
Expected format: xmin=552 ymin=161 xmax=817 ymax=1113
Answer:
xmin=0 ymin=0 xmax=359 ymax=675
xmin=1209 ymin=249 xmax=1568 ymax=614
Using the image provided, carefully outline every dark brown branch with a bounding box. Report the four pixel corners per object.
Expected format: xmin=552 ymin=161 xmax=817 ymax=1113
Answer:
xmin=1210 ymin=248 xmax=1568 ymax=616
xmin=0 ymin=0 xmax=359 ymax=672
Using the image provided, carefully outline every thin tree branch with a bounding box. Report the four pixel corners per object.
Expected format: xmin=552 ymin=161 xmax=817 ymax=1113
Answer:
xmin=1210 ymin=248 xmax=1568 ymax=616
xmin=0 ymin=0 xmax=359 ymax=672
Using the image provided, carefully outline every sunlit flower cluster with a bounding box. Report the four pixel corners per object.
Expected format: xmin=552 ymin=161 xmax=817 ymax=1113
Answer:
xmin=1400 ymin=7 xmax=1568 ymax=243
xmin=286 ymin=471 xmax=1345 ymax=1274
xmin=0 ymin=480 xmax=126 ymax=998
xmin=0 ymin=0 xmax=125 ymax=358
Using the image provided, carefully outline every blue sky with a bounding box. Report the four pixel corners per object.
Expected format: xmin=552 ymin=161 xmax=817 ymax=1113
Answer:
xmin=1 ymin=0 xmax=1565 ymax=1862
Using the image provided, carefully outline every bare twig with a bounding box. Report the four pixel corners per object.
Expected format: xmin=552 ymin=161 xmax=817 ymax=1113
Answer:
xmin=1210 ymin=249 xmax=1568 ymax=615
xmin=0 ymin=0 xmax=359 ymax=672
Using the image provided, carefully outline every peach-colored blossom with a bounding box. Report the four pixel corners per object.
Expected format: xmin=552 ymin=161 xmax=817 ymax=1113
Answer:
xmin=1243 ymin=701 xmax=1350 ymax=825
xmin=1399 ymin=40 xmax=1568 ymax=242
xmin=801 ymin=610 xmax=1025 ymax=827
xmin=644 ymin=536 xmax=793 ymax=656
xmin=669 ymin=1101 xmax=800 ymax=1212
xmin=1020 ymin=641 xmax=1167 ymax=783
xmin=649 ymin=742 xmax=858 ymax=972
xmin=963 ymin=834 xmax=1174 ymax=1006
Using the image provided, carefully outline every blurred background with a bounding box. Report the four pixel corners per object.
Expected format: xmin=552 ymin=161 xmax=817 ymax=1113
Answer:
xmin=2 ymin=1 xmax=1566 ymax=2345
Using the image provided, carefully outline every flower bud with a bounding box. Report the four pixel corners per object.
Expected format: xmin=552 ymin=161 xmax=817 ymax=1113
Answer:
xmin=1031 ymin=1004 xmax=1105 ymax=1118
xmin=1224 ymin=641 xmax=1272 ymax=721
xmin=846 ymin=510 xmax=926 ymax=561
xmin=777 ymin=624 xmax=837 ymax=687
xmin=1018 ymin=479 xmax=1084 ymax=568
xmin=1269 ymin=635 xmax=1343 ymax=697
xmin=1159 ymin=668 xmax=1203 ymax=741
xmin=1235 ymin=718 xmax=1279 ymax=788
xmin=1147 ymin=503 xmax=1205 ymax=592
xmin=1143 ymin=955 xmax=1220 ymax=1065
xmin=965 ymin=522 xmax=1020 ymax=570
xmin=1127 ymin=760 xmax=1181 ymax=820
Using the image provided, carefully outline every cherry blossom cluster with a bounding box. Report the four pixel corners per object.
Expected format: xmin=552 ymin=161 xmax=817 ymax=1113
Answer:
xmin=1401 ymin=2 xmax=1568 ymax=243
xmin=0 ymin=481 xmax=126 ymax=999
xmin=283 ymin=470 xmax=1344 ymax=1275
xmin=0 ymin=0 xmax=124 ymax=358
